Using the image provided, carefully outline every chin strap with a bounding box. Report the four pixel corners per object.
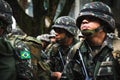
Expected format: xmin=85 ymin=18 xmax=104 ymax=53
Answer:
xmin=81 ymin=26 xmax=103 ymax=36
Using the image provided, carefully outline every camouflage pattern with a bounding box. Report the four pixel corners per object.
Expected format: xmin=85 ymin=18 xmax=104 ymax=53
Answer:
xmin=76 ymin=2 xmax=115 ymax=33
xmin=46 ymin=38 xmax=82 ymax=80
xmin=22 ymin=35 xmax=51 ymax=80
xmin=36 ymin=34 xmax=50 ymax=42
xmin=8 ymin=34 xmax=35 ymax=80
xmin=75 ymin=2 xmax=119 ymax=80
xmin=0 ymin=0 xmax=12 ymax=24
xmin=49 ymin=29 xmax=56 ymax=38
xmin=0 ymin=0 xmax=13 ymax=33
xmin=8 ymin=34 xmax=51 ymax=80
xmin=62 ymin=34 xmax=120 ymax=80
xmin=74 ymin=35 xmax=120 ymax=80
xmin=52 ymin=16 xmax=78 ymax=36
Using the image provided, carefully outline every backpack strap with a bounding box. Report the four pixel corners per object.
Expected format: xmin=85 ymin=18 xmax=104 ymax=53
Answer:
xmin=67 ymin=38 xmax=84 ymax=60
xmin=62 ymin=38 xmax=85 ymax=73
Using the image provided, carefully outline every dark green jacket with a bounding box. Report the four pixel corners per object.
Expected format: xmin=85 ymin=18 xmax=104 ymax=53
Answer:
xmin=0 ymin=37 xmax=16 ymax=80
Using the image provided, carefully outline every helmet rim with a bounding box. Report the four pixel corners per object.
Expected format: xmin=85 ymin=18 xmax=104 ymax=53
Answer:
xmin=52 ymin=24 xmax=77 ymax=36
xmin=76 ymin=1 xmax=115 ymax=33
xmin=76 ymin=10 xmax=115 ymax=33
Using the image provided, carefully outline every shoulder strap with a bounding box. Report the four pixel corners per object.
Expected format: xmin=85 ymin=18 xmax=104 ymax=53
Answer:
xmin=93 ymin=46 xmax=112 ymax=79
xmin=67 ymin=38 xmax=84 ymax=60
xmin=62 ymin=39 xmax=84 ymax=75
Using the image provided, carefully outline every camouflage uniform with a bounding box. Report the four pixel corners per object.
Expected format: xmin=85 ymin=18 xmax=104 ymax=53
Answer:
xmin=46 ymin=16 xmax=82 ymax=80
xmin=0 ymin=0 xmax=16 ymax=80
xmin=22 ymin=35 xmax=51 ymax=80
xmin=76 ymin=2 xmax=120 ymax=80
xmin=8 ymin=33 xmax=51 ymax=80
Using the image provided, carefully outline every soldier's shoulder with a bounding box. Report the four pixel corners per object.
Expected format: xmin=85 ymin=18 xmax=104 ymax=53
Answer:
xmin=113 ymin=37 xmax=120 ymax=51
xmin=45 ymin=43 xmax=59 ymax=54
xmin=24 ymin=36 xmax=42 ymax=44
xmin=113 ymin=37 xmax=120 ymax=62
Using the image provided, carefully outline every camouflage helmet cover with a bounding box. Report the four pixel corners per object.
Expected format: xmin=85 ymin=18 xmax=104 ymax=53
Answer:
xmin=52 ymin=16 xmax=78 ymax=36
xmin=76 ymin=2 xmax=115 ymax=33
xmin=49 ymin=29 xmax=56 ymax=38
xmin=0 ymin=0 xmax=13 ymax=25
xmin=36 ymin=34 xmax=50 ymax=42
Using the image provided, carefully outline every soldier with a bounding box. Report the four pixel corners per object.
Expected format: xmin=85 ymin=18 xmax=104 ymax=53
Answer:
xmin=76 ymin=1 xmax=120 ymax=80
xmin=0 ymin=0 xmax=16 ymax=80
xmin=46 ymin=16 xmax=81 ymax=80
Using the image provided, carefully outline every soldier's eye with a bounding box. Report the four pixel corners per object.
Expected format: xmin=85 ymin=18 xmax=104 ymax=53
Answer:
xmin=54 ymin=28 xmax=65 ymax=33
xmin=83 ymin=16 xmax=101 ymax=22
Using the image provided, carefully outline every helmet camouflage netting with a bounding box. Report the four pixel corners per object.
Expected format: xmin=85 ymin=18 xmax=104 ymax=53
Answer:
xmin=36 ymin=34 xmax=50 ymax=42
xmin=0 ymin=0 xmax=12 ymax=24
xmin=52 ymin=16 xmax=78 ymax=36
xmin=0 ymin=0 xmax=13 ymax=33
xmin=76 ymin=1 xmax=115 ymax=33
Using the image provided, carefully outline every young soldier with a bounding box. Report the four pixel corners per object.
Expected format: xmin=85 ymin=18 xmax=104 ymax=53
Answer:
xmin=76 ymin=1 xmax=120 ymax=80
xmin=46 ymin=16 xmax=80 ymax=80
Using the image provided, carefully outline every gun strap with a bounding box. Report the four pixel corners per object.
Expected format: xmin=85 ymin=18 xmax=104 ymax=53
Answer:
xmin=62 ymin=39 xmax=84 ymax=74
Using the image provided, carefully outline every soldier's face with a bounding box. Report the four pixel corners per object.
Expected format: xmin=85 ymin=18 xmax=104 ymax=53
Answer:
xmin=50 ymin=37 xmax=56 ymax=43
xmin=54 ymin=28 xmax=66 ymax=42
xmin=80 ymin=16 xmax=101 ymax=31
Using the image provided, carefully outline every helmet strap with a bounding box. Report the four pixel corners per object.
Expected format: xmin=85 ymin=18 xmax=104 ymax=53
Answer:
xmin=81 ymin=26 xmax=103 ymax=36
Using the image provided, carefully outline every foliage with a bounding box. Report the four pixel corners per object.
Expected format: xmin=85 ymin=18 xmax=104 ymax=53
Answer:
xmin=5 ymin=0 xmax=74 ymax=37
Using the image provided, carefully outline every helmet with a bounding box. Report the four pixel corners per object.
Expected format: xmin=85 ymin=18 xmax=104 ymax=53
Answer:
xmin=36 ymin=34 xmax=50 ymax=42
xmin=76 ymin=2 xmax=115 ymax=33
xmin=0 ymin=0 xmax=13 ymax=24
xmin=52 ymin=16 xmax=78 ymax=36
xmin=49 ymin=29 xmax=56 ymax=38
xmin=0 ymin=0 xmax=13 ymax=32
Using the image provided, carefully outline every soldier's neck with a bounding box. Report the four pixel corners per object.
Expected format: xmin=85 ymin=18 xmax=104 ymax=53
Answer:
xmin=62 ymin=37 xmax=73 ymax=47
xmin=87 ymin=30 xmax=106 ymax=46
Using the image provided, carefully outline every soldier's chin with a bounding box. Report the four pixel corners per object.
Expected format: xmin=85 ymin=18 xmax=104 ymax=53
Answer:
xmin=81 ymin=30 xmax=95 ymax=36
xmin=56 ymin=39 xmax=62 ymax=43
